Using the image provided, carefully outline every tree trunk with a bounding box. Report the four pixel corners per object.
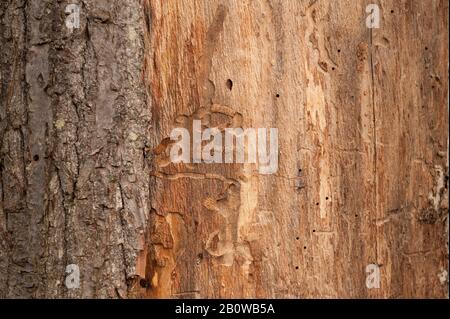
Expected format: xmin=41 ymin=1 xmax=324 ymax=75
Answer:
xmin=0 ymin=0 xmax=448 ymax=298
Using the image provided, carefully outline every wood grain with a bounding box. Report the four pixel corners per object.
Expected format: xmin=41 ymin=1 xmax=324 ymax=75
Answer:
xmin=0 ymin=0 xmax=447 ymax=298
xmin=140 ymin=0 xmax=448 ymax=298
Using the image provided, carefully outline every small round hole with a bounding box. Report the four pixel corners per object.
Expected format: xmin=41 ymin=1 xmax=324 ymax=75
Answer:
xmin=33 ymin=154 xmax=40 ymax=161
xmin=312 ymin=230 xmax=316 ymax=233
xmin=276 ymin=94 xmax=280 ymax=98
xmin=139 ymin=279 xmax=149 ymax=288
xmin=303 ymin=246 xmax=307 ymax=249
xmin=296 ymin=237 xmax=300 ymax=240
xmin=332 ymin=67 xmax=335 ymax=71
xmin=295 ymin=266 xmax=299 ymax=270
xmin=337 ymin=49 xmax=341 ymax=53
xmin=390 ymin=10 xmax=394 ymax=13
xmin=226 ymin=79 xmax=233 ymax=91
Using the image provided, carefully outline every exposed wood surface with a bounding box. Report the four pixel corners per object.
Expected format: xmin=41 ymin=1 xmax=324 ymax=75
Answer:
xmin=143 ymin=0 xmax=449 ymax=298
xmin=0 ymin=0 xmax=448 ymax=298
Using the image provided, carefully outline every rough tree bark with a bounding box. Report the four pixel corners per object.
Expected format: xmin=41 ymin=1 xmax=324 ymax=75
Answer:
xmin=0 ymin=0 xmax=448 ymax=298
xmin=1 ymin=0 xmax=150 ymax=298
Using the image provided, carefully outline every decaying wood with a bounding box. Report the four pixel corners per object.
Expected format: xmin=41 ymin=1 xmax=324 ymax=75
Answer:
xmin=0 ymin=0 xmax=448 ymax=298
